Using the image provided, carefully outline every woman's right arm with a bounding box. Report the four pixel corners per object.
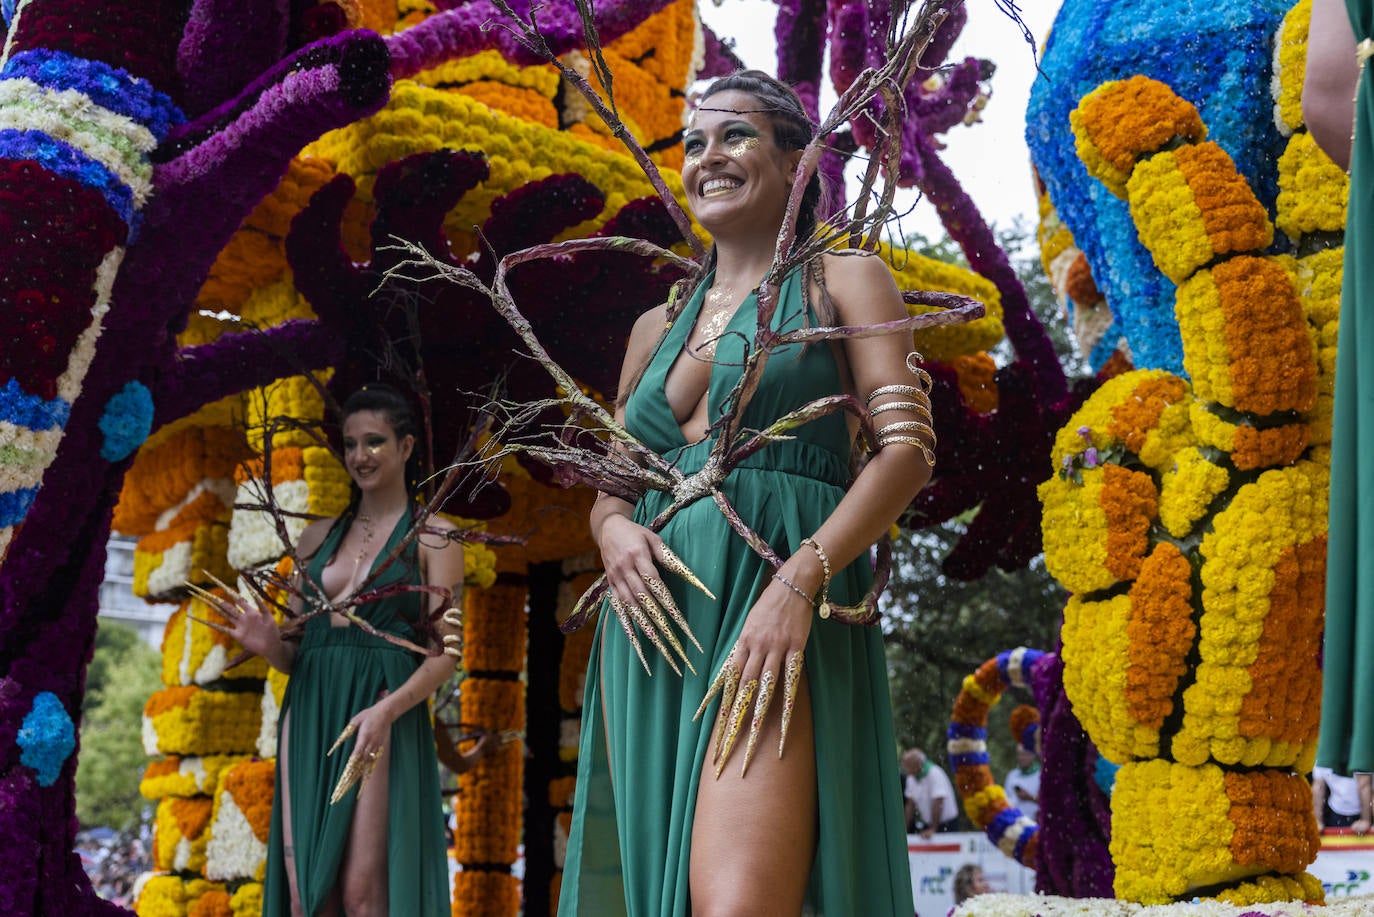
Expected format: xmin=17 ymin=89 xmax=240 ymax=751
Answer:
xmin=211 ymin=518 xmax=331 ymax=674
xmin=593 ymin=305 xmax=672 ymax=605
xmin=1305 ymin=0 xmax=1360 ymax=170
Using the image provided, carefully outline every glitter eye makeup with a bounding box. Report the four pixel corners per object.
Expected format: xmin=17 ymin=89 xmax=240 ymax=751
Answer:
xmin=726 ymin=134 xmax=761 ymax=157
xmin=685 ymin=149 xmax=703 ymax=168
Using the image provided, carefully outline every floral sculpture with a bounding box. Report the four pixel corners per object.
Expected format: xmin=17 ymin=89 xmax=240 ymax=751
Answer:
xmin=1031 ymin=0 xmax=1343 ymax=902
xmin=0 ymin=0 xmax=1056 ymax=913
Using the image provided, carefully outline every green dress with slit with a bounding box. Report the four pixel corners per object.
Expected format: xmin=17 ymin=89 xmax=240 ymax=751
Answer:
xmin=558 ymin=268 xmax=915 ymax=916
xmin=263 ymin=513 xmax=450 ymax=916
xmin=1320 ymin=0 xmax=1374 ymax=776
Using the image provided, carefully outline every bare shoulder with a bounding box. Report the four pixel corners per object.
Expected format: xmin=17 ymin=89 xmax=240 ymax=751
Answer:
xmin=818 ymin=250 xmax=903 ymax=324
xmin=627 ymin=303 xmax=669 ymax=357
xmin=422 ymin=512 xmax=460 ymax=534
xmin=296 ymin=517 xmax=334 ymax=558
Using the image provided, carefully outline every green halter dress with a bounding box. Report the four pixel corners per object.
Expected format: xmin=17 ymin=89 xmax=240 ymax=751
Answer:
xmin=263 ymin=513 xmax=450 ymax=916
xmin=558 ymin=268 xmax=914 ymax=916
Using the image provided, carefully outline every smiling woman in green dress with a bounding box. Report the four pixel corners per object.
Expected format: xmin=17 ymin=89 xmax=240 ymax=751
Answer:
xmin=209 ymin=385 xmax=464 ymax=916
xmin=558 ymin=71 xmax=934 ymax=917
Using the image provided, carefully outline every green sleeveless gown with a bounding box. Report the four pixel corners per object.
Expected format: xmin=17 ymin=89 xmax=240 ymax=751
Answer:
xmin=263 ymin=513 xmax=450 ymax=916
xmin=558 ymin=269 xmax=915 ymax=916
xmin=1320 ymin=0 xmax=1374 ymax=776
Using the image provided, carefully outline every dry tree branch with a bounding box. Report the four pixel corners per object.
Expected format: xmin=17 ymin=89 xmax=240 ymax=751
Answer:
xmin=379 ymin=1 xmax=978 ymax=637
xmin=486 ymin=0 xmax=706 ymax=259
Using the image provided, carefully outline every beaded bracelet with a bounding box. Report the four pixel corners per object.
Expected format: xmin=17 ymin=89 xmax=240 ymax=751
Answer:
xmin=800 ymin=536 xmax=833 ymax=619
xmin=772 ymin=572 xmax=815 ymax=605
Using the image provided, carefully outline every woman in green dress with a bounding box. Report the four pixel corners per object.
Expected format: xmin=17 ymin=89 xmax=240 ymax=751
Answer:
xmin=209 ymin=385 xmax=466 ymax=916
xmin=1307 ymin=0 xmax=1374 ymax=778
xmin=559 ymin=72 xmax=932 ymax=915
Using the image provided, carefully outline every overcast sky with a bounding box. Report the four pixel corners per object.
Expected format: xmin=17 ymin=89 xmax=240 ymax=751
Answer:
xmin=696 ymin=0 xmax=1061 ymax=241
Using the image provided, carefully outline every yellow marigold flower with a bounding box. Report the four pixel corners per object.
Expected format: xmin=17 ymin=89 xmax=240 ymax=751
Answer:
xmin=1277 ymin=131 xmax=1349 ymax=240
xmin=1062 ymin=593 xmax=1159 ymax=762
xmin=881 ymin=242 xmax=1006 ymax=362
xmin=1039 ymin=472 xmax=1112 ymax=595
xmin=1177 ymin=258 xmax=1316 ymax=416
xmin=1296 ymin=248 xmax=1344 ymax=445
xmin=144 ymin=686 xmax=264 ymax=758
xmin=1158 ymin=446 xmax=1230 ymax=537
xmin=1271 ymin=0 xmax=1314 ymax=136
xmin=1109 ymin=761 xmax=1318 ymax=904
xmin=151 ymin=800 xmax=214 ymax=874
xmin=1182 ymin=461 xmax=1328 ymax=768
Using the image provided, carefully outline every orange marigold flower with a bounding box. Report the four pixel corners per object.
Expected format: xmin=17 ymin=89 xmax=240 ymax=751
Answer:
xmin=1125 ymin=543 xmax=1195 ymax=731
xmin=1073 ymin=76 xmax=1207 ymax=194
xmin=1100 ymin=464 xmax=1159 ymax=582
xmin=1065 ymin=252 xmax=1101 ymax=307
xmin=1172 ymin=142 xmax=1273 ymax=255
xmin=1231 ymin=422 xmax=1310 ymax=470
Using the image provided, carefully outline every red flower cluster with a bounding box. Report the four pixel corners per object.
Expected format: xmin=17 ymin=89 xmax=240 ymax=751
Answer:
xmin=0 ymin=161 xmax=126 ymax=400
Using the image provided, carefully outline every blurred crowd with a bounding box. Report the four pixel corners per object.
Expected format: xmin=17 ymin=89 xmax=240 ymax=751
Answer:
xmin=78 ymin=828 xmax=151 ymax=906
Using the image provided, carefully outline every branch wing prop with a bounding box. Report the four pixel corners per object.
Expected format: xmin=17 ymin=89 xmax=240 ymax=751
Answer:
xmin=381 ymin=2 xmax=980 ymax=654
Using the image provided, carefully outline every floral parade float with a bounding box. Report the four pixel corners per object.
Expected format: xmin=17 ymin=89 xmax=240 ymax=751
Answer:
xmin=940 ymin=0 xmax=1367 ymax=913
xmin=0 ymin=0 xmax=1115 ymax=915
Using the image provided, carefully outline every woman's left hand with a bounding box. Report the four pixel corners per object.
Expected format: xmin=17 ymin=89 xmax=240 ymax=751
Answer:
xmin=327 ymin=695 xmax=398 ymax=803
xmin=695 ymin=573 xmax=815 ymax=779
xmin=347 ymin=695 xmax=396 ymax=763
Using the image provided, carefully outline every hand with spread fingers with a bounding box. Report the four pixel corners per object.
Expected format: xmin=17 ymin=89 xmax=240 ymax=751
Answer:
xmin=594 ymin=512 xmax=713 ymax=676
xmin=185 ymin=577 xmax=294 ymax=672
xmin=694 ymin=559 xmax=817 ymax=778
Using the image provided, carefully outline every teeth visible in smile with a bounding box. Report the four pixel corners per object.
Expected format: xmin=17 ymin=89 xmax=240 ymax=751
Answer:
xmin=702 ymin=178 xmax=741 ymax=196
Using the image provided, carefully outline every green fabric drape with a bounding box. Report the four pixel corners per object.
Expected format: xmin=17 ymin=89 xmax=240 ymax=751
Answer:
xmin=1320 ymin=0 xmax=1374 ymax=775
xmin=558 ymin=269 xmax=915 ymax=916
xmin=264 ymin=514 xmax=450 ymax=916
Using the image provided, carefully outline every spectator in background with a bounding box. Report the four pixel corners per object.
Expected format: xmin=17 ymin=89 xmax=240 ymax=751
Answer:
xmin=1313 ymin=765 xmax=1363 ymax=828
xmin=1354 ymin=772 xmax=1372 ymax=836
xmin=903 ymin=747 xmax=959 ymax=838
xmin=1004 ymin=745 xmax=1041 ymax=823
xmin=952 ymin=863 xmax=990 ymax=905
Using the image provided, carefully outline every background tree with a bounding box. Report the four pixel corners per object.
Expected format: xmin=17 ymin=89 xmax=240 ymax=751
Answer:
xmin=75 ymin=623 xmax=161 ymax=832
xmin=885 ymin=219 xmax=1087 ymax=797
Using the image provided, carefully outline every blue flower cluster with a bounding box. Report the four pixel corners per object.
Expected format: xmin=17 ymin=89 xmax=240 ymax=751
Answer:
xmin=98 ymin=380 xmax=154 ymax=463
xmin=17 ymin=692 xmax=75 ymax=788
xmin=0 ymin=378 xmax=70 ymax=431
xmin=1026 ymin=0 xmax=1291 ymax=374
xmin=0 ymin=129 xmax=135 ymax=229
xmin=1 ymin=49 xmax=185 ymax=141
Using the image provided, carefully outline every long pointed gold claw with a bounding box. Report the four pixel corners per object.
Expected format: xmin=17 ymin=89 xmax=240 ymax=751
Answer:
xmin=608 ymin=595 xmax=652 ymax=676
xmin=200 ymin=570 xmax=251 ymax=607
xmin=622 ymin=597 xmax=682 ymax=677
xmin=328 ymin=747 xmax=379 ymax=805
xmin=327 ymin=721 xmax=358 ymax=758
xmin=184 ymin=581 xmax=234 ymax=615
xmin=712 ymin=666 xmax=742 ymax=764
xmin=645 ymin=577 xmax=704 ymax=655
xmin=692 ymin=656 xmax=737 ymax=722
xmin=779 ymin=650 xmax=804 ymax=759
xmin=715 ymin=678 xmax=759 ymax=778
xmin=657 ymin=545 xmax=716 ymax=601
xmin=637 ymin=591 xmax=694 ymax=675
xmin=185 ymin=613 xmax=233 ymax=637
xmin=740 ymin=669 xmax=776 ymax=778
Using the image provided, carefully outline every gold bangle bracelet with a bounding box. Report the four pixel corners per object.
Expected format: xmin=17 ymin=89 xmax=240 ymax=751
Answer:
xmin=866 ymin=383 xmax=927 ymax=403
xmin=870 ymin=399 xmax=932 ymax=419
